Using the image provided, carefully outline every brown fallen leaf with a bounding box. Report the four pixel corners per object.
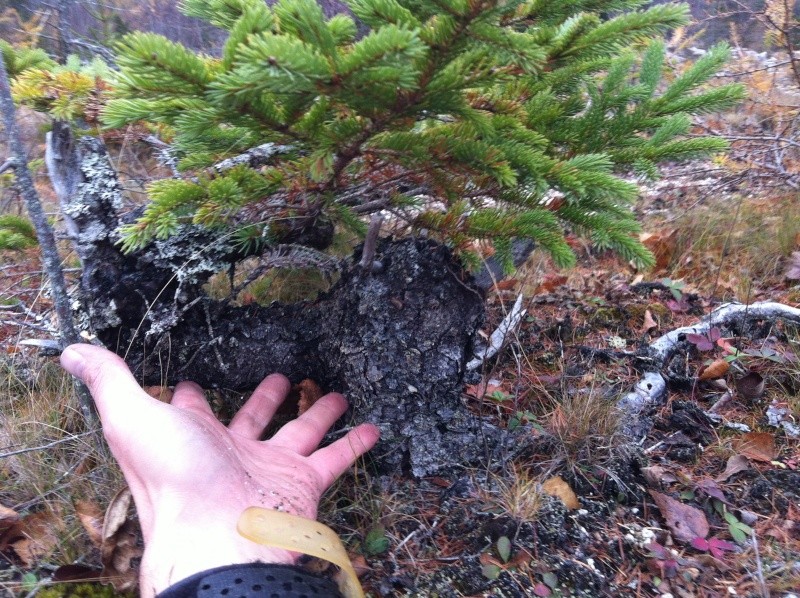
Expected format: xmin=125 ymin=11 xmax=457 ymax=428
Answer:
xmin=144 ymin=385 xmax=174 ymax=403
xmin=536 ymin=274 xmax=568 ymax=295
xmin=102 ymin=518 xmax=141 ymax=591
xmin=464 ymin=378 xmax=504 ymax=400
xmin=699 ymin=359 xmax=730 ymax=381
xmin=52 ymin=564 xmax=103 ymax=583
xmin=641 ymin=309 xmax=658 ymax=333
xmin=641 ymin=465 xmax=678 ymax=488
xmin=101 ymin=487 xmax=142 ymax=592
xmin=640 ymin=229 xmax=677 ymax=271
xmin=541 ymin=476 xmax=580 ymax=510
xmin=735 ymin=372 xmax=765 ymax=400
xmin=296 ymin=379 xmax=324 ymax=415
xmin=735 ymin=432 xmax=777 ymax=462
xmin=102 ymin=487 xmax=132 ymax=544
xmin=350 ymin=554 xmax=370 ymax=578
xmin=695 ymin=478 xmax=729 ymax=504
xmin=649 ymin=490 xmax=709 ymax=543
xmin=493 ymin=278 xmax=519 ymax=291
xmin=0 ymin=504 xmax=19 ymax=535
xmin=715 ymin=454 xmax=751 ymax=482
xmin=5 ymin=509 xmax=65 ymax=566
xmin=75 ymin=500 xmax=104 ymax=549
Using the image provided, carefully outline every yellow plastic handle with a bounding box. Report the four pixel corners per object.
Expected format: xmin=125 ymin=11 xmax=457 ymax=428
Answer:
xmin=237 ymin=507 xmax=364 ymax=598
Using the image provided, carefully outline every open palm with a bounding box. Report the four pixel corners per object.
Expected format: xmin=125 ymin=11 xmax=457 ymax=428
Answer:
xmin=61 ymin=344 xmax=379 ymax=597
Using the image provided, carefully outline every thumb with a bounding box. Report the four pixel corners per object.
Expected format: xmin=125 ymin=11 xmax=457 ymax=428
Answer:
xmin=61 ymin=344 xmax=157 ymax=425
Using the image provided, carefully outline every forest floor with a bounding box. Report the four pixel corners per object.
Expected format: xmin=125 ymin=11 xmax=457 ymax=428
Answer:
xmin=0 ymin=155 xmax=798 ymax=598
xmin=2 ymin=43 xmax=800 ymax=595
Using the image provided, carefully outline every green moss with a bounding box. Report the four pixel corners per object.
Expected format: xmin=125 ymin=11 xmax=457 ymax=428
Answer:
xmin=588 ymin=307 xmax=625 ymax=328
xmin=38 ymin=583 xmax=135 ymax=598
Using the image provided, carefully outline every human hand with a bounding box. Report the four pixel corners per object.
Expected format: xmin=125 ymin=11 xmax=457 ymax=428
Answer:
xmin=60 ymin=344 xmax=379 ymax=598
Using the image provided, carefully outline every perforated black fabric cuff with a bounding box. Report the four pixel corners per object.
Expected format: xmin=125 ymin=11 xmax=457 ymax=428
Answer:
xmin=155 ymin=563 xmax=343 ymax=598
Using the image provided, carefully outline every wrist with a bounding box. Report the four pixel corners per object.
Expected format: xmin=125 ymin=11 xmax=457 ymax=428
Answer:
xmin=139 ymin=514 xmax=296 ymax=598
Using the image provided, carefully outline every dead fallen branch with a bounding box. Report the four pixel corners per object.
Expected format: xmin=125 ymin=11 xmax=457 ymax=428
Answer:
xmin=618 ymin=301 xmax=800 ymax=440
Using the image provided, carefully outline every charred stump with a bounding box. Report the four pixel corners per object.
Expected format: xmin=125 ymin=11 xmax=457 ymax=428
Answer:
xmin=51 ymin=133 xmax=505 ymax=477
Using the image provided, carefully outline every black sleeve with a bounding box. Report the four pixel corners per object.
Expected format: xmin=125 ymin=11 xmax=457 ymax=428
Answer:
xmin=155 ymin=563 xmax=343 ymax=598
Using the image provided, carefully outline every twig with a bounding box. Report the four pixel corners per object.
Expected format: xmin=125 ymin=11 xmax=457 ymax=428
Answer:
xmin=359 ymin=214 xmax=384 ymax=271
xmin=751 ymin=533 xmax=768 ymax=598
xmin=67 ymin=37 xmax=116 ymax=64
xmin=0 ymin=430 xmax=97 ymax=459
xmin=467 ymin=294 xmax=525 ymax=371
xmin=649 ymin=302 xmax=800 ymax=366
xmin=714 ymin=59 xmax=793 ymax=77
xmin=0 ymin=157 xmax=15 ymax=175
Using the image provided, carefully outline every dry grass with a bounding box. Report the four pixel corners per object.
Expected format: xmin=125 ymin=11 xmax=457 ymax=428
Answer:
xmin=479 ymin=464 xmax=545 ymax=524
xmin=0 ymin=355 xmax=124 ymax=596
xmin=647 ymin=193 xmax=800 ymax=300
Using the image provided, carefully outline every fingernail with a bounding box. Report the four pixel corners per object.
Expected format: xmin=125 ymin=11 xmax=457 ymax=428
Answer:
xmin=60 ymin=345 xmax=86 ymax=377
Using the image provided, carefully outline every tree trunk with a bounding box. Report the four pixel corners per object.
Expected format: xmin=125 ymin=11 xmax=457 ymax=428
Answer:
xmin=52 ymin=132 xmax=506 ymax=477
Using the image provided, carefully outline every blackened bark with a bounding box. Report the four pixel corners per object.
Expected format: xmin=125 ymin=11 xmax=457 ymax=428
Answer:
xmin=55 ymin=134 xmax=506 ymax=477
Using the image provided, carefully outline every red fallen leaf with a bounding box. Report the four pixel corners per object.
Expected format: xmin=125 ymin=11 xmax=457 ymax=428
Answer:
xmin=478 ymin=552 xmax=503 ymax=567
xmin=691 ymin=536 xmax=736 ymax=559
xmin=687 ymin=328 xmax=720 ymax=351
xmin=533 ymin=583 xmax=552 ymax=596
xmin=708 ymin=537 xmax=736 ymax=559
xmin=666 ymin=298 xmax=689 ymax=313
xmin=465 ymin=379 xmax=504 ymax=399
xmin=716 ymin=337 xmax=738 ymax=354
xmin=645 ymin=551 xmax=679 ymax=579
xmin=649 ymin=490 xmax=709 ymax=543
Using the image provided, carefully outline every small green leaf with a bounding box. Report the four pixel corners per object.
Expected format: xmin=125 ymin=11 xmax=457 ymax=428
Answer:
xmin=21 ymin=573 xmax=38 ymax=592
xmin=497 ymin=535 xmax=511 ymax=563
xmin=729 ymin=524 xmax=748 ymax=544
xmin=542 ymin=571 xmax=558 ymax=588
xmin=364 ymin=525 xmax=389 ymax=555
xmin=481 ymin=563 xmax=501 ymax=580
